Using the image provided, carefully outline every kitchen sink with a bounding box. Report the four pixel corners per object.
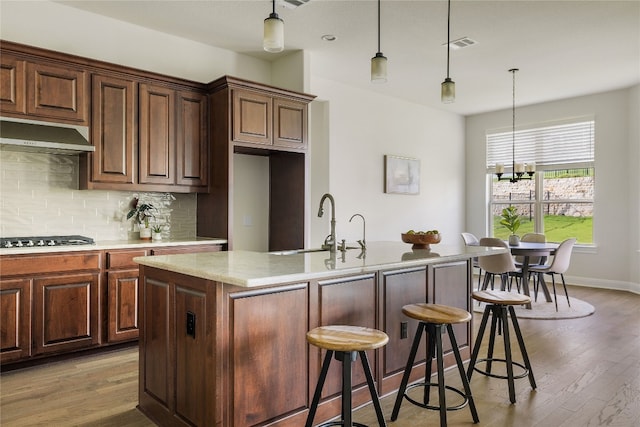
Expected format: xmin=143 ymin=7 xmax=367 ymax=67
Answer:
xmin=269 ymin=248 xmax=329 ymax=255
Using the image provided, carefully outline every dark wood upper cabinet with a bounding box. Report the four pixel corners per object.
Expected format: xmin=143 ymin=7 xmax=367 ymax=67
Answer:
xmin=232 ymin=89 xmax=272 ymax=145
xmin=0 ymin=51 xmax=88 ymax=125
xmin=176 ymin=90 xmax=208 ymax=187
xmin=139 ymin=83 xmax=175 ymax=185
xmin=26 ymin=62 xmax=88 ymax=124
xmin=0 ymin=54 xmax=26 ymax=114
xmin=89 ymin=73 xmax=137 ymax=185
xmin=273 ymin=97 xmax=308 ymax=149
xmin=198 ymin=76 xmax=315 ymax=250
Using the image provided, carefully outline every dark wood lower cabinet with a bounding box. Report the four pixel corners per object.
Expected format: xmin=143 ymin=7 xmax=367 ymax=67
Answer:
xmin=107 ymin=269 xmax=139 ymax=342
xmin=33 ymin=273 xmax=100 ymax=356
xmin=137 ymin=258 xmax=473 ymax=427
xmin=0 ymin=278 xmax=31 ymax=363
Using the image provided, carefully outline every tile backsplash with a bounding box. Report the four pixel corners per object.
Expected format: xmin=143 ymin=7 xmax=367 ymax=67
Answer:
xmin=0 ymin=150 xmax=197 ymax=240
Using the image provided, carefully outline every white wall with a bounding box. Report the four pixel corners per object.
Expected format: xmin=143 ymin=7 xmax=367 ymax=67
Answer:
xmin=466 ymin=87 xmax=640 ymax=293
xmin=308 ymin=77 xmax=466 ymax=247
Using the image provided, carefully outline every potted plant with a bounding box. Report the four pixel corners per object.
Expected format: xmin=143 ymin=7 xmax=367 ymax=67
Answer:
xmin=127 ymin=198 xmax=156 ymax=240
xmin=151 ymin=224 xmax=164 ymax=241
xmin=500 ymin=205 xmax=521 ymax=245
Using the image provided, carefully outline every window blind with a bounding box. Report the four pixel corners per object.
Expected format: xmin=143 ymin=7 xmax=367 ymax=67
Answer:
xmin=486 ymin=120 xmax=595 ymax=171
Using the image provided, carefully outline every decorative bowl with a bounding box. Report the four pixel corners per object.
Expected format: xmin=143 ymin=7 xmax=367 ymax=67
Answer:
xmin=401 ymin=232 xmax=441 ymax=249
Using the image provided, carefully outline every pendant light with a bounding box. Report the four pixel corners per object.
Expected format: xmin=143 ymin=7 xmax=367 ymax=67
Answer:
xmin=371 ymin=0 xmax=387 ymax=83
xmin=264 ymin=0 xmax=284 ymax=53
xmin=441 ymin=0 xmax=455 ymax=103
xmin=495 ymin=68 xmax=535 ymax=182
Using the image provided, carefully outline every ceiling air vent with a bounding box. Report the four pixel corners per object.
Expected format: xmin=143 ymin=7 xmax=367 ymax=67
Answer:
xmin=281 ymin=0 xmax=311 ymax=9
xmin=444 ymin=37 xmax=478 ymax=50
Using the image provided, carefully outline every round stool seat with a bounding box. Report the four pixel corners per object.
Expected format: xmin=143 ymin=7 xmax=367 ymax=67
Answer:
xmin=402 ymin=303 xmax=471 ymax=325
xmin=472 ymin=290 xmax=531 ymax=306
xmin=306 ymin=325 xmax=389 ymax=352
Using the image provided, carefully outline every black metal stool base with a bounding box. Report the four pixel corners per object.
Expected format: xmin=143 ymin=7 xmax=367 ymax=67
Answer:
xmin=472 ymin=357 xmax=529 ymax=380
xmin=467 ymin=304 xmax=536 ymax=404
xmin=403 ymin=382 xmax=470 ymax=412
xmin=315 ymin=422 xmax=368 ymax=427
xmin=306 ymin=350 xmax=386 ymax=427
xmin=391 ymin=322 xmax=479 ymax=427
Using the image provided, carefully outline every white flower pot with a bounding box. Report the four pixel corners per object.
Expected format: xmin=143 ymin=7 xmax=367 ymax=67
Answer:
xmin=139 ymin=226 xmax=152 ymax=240
xmin=508 ymin=234 xmax=520 ymax=246
xmin=152 ymin=232 xmax=162 ymax=241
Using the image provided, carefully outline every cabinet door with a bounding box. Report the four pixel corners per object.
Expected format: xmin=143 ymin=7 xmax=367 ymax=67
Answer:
xmin=379 ymin=267 xmax=427 ymax=395
xmin=229 ymin=284 xmax=308 ymax=426
xmin=107 ymin=270 xmax=139 ymax=343
xmin=139 ymin=83 xmax=175 ymax=185
xmin=0 ymin=278 xmax=31 ymax=363
xmin=315 ymin=274 xmax=377 ymax=403
xmin=26 ymin=62 xmax=88 ymax=124
xmin=0 ymin=54 xmax=26 ymax=114
xmin=273 ymin=97 xmax=307 ymax=149
xmin=90 ymin=74 xmax=137 ymax=184
xmin=33 ymin=273 xmax=99 ymax=355
xmin=176 ymin=90 xmax=208 ymax=188
xmin=429 ymin=261 xmax=472 ymax=355
xmin=232 ymin=89 xmax=272 ymax=145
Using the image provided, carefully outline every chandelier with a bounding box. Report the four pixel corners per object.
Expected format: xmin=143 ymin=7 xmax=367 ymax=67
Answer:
xmin=495 ymin=68 xmax=535 ymax=182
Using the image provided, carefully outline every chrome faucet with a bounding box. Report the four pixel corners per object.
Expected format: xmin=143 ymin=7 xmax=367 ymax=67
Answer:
xmin=318 ymin=193 xmax=337 ymax=252
xmin=349 ymin=213 xmax=366 ymax=250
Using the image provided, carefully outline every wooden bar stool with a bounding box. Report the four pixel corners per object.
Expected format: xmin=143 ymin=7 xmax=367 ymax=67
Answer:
xmin=390 ymin=303 xmax=479 ymax=427
xmin=306 ymin=325 xmax=389 ymax=427
xmin=466 ymin=290 xmax=536 ymax=404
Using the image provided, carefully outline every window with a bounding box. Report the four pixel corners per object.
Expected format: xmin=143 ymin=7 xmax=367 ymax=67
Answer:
xmin=487 ymin=120 xmax=594 ymax=244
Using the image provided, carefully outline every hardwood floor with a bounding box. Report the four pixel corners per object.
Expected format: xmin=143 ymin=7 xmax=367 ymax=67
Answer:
xmin=1 ymin=285 xmax=639 ymax=426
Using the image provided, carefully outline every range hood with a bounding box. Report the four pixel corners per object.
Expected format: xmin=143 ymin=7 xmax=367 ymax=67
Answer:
xmin=0 ymin=120 xmax=94 ymax=155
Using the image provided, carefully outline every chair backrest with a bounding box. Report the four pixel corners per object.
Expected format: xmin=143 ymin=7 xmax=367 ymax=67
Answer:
xmin=461 ymin=232 xmax=479 ymax=246
xmin=547 ymin=238 xmax=577 ymax=274
xmin=515 ymin=233 xmax=547 ymax=264
xmin=477 ymin=237 xmax=517 ymax=274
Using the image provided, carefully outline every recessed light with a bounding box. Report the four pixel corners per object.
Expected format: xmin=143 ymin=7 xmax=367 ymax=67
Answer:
xmin=321 ymin=34 xmax=337 ymax=42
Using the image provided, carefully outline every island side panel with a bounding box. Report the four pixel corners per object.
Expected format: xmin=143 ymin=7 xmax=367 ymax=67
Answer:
xmin=429 ymin=260 xmax=473 ymax=362
xmin=378 ymin=266 xmax=428 ymax=396
xmin=306 ymin=273 xmax=379 ymax=425
xmin=137 ymin=266 xmax=218 ymax=427
xmin=225 ymin=283 xmax=309 ymax=426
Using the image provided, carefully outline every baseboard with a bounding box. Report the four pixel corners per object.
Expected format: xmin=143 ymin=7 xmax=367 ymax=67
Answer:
xmin=564 ymin=275 xmax=640 ymax=295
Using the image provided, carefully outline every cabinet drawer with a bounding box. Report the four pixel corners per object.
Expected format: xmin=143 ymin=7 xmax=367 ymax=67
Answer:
xmin=106 ymin=250 xmax=148 ymax=269
xmin=0 ymin=252 xmax=100 ymax=277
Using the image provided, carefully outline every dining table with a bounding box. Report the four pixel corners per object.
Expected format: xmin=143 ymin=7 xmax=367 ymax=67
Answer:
xmin=507 ymin=241 xmax=559 ymax=309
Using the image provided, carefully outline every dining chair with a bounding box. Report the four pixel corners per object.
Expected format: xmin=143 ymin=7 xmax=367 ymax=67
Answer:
xmin=512 ymin=232 xmax=547 ymax=292
xmin=477 ymin=238 xmax=520 ymax=292
xmin=461 ymin=233 xmax=482 ymax=290
xmin=528 ymin=238 xmax=576 ymax=311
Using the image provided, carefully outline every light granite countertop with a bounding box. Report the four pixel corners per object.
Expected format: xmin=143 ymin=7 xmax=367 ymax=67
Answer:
xmin=134 ymin=241 xmax=506 ymax=288
xmin=0 ymin=237 xmax=227 ymax=255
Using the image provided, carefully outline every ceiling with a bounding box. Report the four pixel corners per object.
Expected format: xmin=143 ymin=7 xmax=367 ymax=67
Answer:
xmin=56 ymin=0 xmax=640 ymax=116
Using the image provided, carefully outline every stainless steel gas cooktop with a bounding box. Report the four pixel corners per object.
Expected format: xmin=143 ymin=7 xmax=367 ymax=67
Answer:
xmin=0 ymin=235 xmax=95 ymax=249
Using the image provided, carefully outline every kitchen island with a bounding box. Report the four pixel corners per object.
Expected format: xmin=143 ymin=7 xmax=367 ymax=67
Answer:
xmin=134 ymin=241 xmax=505 ymax=427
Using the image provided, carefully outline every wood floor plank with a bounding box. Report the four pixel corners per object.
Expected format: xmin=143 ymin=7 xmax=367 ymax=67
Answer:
xmin=1 ymin=285 xmax=638 ymax=427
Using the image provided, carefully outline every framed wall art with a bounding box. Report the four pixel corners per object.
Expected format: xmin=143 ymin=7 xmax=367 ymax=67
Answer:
xmin=384 ymin=155 xmax=420 ymax=194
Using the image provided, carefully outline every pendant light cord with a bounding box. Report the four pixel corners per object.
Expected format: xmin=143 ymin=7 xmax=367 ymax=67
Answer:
xmin=446 ymin=0 xmax=451 ymax=78
xmin=377 ymin=0 xmax=381 ymax=53
xmin=511 ymin=68 xmax=517 ymax=172
xmin=272 ymin=0 xmax=276 ymax=15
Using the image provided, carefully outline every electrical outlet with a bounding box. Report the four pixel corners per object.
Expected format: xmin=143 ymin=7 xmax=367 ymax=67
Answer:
xmin=400 ymin=321 xmax=408 ymax=339
xmin=186 ymin=311 xmax=196 ymax=338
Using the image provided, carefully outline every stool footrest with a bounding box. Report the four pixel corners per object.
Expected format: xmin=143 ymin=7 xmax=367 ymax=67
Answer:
xmin=315 ymin=422 xmax=368 ymax=427
xmin=472 ymin=358 xmax=530 ymax=380
xmin=403 ymin=382 xmax=470 ymax=412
